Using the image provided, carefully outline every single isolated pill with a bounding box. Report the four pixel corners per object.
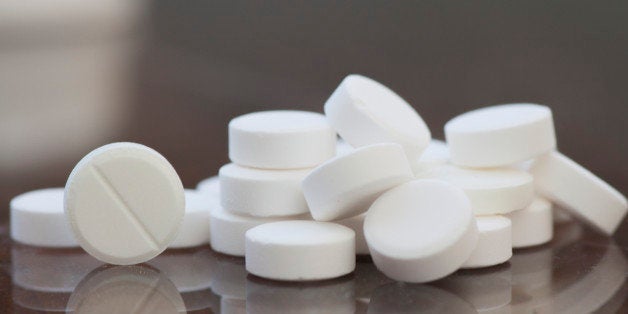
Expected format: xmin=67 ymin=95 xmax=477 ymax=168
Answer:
xmin=364 ymin=180 xmax=478 ymax=283
xmin=228 ymin=110 xmax=336 ymax=169
xmin=507 ymin=197 xmax=554 ymax=249
xmin=210 ymin=206 xmax=308 ymax=257
xmin=412 ymin=139 xmax=450 ymax=176
xmin=219 ymin=163 xmax=310 ymax=217
xmin=529 ymin=151 xmax=628 ymax=235
xmin=336 ymin=213 xmax=369 ymax=255
xmin=445 ymin=103 xmax=556 ymax=168
xmin=461 ymin=215 xmax=512 ymax=269
xmin=64 ymin=142 xmax=185 ymax=265
xmin=245 ymin=221 xmax=355 ymax=281
xmin=419 ymin=164 xmax=534 ymax=215
xmin=169 ymin=190 xmax=213 ymax=249
xmin=324 ymin=74 xmax=431 ymax=161
xmin=302 ymin=143 xmax=414 ymax=221
xmin=196 ymin=175 xmax=220 ymax=198
xmin=10 ymin=188 xmax=77 ymax=247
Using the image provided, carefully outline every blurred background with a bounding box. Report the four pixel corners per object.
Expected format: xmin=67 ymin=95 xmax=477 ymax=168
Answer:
xmin=1 ymin=1 xmax=627 ymax=234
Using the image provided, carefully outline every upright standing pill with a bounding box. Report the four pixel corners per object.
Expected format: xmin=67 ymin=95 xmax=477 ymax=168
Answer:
xmin=228 ymin=110 xmax=336 ymax=169
xmin=324 ymin=74 xmax=431 ymax=160
xmin=302 ymin=143 xmax=414 ymax=221
xmin=245 ymin=221 xmax=355 ymax=281
xmin=10 ymin=188 xmax=77 ymax=247
xmin=64 ymin=142 xmax=185 ymax=265
xmin=529 ymin=151 xmax=628 ymax=235
xmin=169 ymin=190 xmax=213 ymax=249
xmin=461 ymin=216 xmax=512 ymax=269
xmin=507 ymin=197 xmax=554 ymax=248
xmin=364 ymin=180 xmax=478 ymax=283
xmin=445 ymin=103 xmax=556 ymax=168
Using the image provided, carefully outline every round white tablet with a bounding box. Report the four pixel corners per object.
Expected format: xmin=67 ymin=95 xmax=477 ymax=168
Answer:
xmin=507 ymin=197 xmax=553 ymax=248
xmin=445 ymin=103 xmax=556 ymax=167
xmin=337 ymin=213 xmax=369 ymax=255
xmin=462 ymin=216 xmax=512 ymax=269
xmin=419 ymin=165 xmax=534 ymax=215
xmin=245 ymin=221 xmax=355 ymax=281
xmin=169 ymin=190 xmax=212 ymax=249
xmin=196 ymin=175 xmax=220 ymax=198
xmin=324 ymin=74 xmax=431 ymax=160
xmin=529 ymin=151 xmax=628 ymax=235
xmin=364 ymin=180 xmax=478 ymax=283
xmin=413 ymin=139 xmax=450 ymax=175
xmin=302 ymin=143 xmax=414 ymax=221
xmin=219 ymin=163 xmax=310 ymax=217
xmin=210 ymin=206 xmax=308 ymax=256
xmin=64 ymin=142 xmax=185 ymax=265
xmin=228 ymin=110 xmax=336 ymax=169
xmin=10 ymin=188 xmax=77 ymax=247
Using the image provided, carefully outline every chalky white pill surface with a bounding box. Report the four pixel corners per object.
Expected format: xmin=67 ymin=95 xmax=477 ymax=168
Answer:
xmin=364 ymin=180 xmax=478 ymax=283
xmin=169 ymin=190 xmax=212 ymax=248
xmin=10 ymin=188 xmax=78 ymax=247
xmin=196 ymin=175 xmax=220 ymax=198
xmin=445 ymin=103 xmax=556 ymax=167
xmin=302 ymin=143 xmax=414 ymax=221
xmin=413 ymin=139 xmax=450 ymax=175
xmin=337 ymin=213 xmax=369 ymax=255
xmin=245 ymin=221 xmax=355 ymax=281
xmin=529 ymin=151 xmax=628 ymax=235
xmin=419 ymin=165 xmax=534 ymax=215
xmin=507 ymin=197 xmax=553 ymax=248
xmin=219 ymin=163 xmax=310 ymax=217
xmin=210 ymin=206 xmax=307 ymax=256
xmin=64 ymin=142 xmax=185 ymax=265
xmin=336 ymin=138 xmax=354 ymax=156
xmin=228 ymin=110 xmax=336 ymax=169
xmin=324 ymin=74 xmax=431 ymax=160
xmin=462 ymin=216 xmax=512 ymax=268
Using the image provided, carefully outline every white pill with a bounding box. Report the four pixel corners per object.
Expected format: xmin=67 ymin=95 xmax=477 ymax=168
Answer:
xmin=336 ymin=138 xmax=354 ymax=156
xmin=413 ymin=139 xmax=450 ymax=175
xmin=210 ymin=206 xmax=308 ymax=256
xmin=245 ymin=220 xmax=355 ymax=281
xmin=364 ymin=180 xmax=478 ymax=283
xmin=169 ymin=190 xmax=212 ymax=249
xmin=445 ymin=103 xmax=556 ymax=168
xmin=507 ymin=197 xmax=554 ymax=248
xmin=529 ymin=151 xmax=628 ymax=235
xmin=196 ymin=175 xmax=220 ymax=198
xmin=219 ymin=163 xmax=310 ymax=217
xmin=337 ymin=213 xmax=369 ymax=255
xmin=324 ymin=74 xmax=431 ymax=160
xmin=302 ymin=143 xmax=414 ymax=221
xmin=64 ymin=142 xmax=185 ymax=265
xmin=419 ymin=165 xmax=534 ymax=215
xmin=10 ymin=188 xmax=77 ymax=247
xmin=228 ymin=110 xmax=336 ymax=169
xmin=462 ymin=216 xmax=512 ymax=269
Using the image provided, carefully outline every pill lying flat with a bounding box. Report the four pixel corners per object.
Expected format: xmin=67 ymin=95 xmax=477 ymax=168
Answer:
xmin=324 ymin=74 xmax=431 ymax=161
xmin=364 ymin=180 xmax=478 ymax=283
xmin=419 ymin=165 xmax=534 ymax=215
xmin=10 ymin=188 xmax=77 ymax=247
xmin=445 ymin=103 xmax=556 ymax=168
xmin=507 ymin=197 xmax=553 ymax=248
xmin=210 ymin=206 xmax=308 ymax=256
xmin=245 ymin=221 xmax=355 ymax=281
xmin=228 ymin=110 xmax=336 ymax=169
xmin=529 ymin=151 xmax=628 ymax=235
xmin=302 ymin=143 xmax=414 ymax=221
xmin=196 ymin=175 xmax=219 ymax=198
xmin=64 ymin=142 xmax=185 ymax=265
xmin=219 ymin=163 xmax=310 ymax=217
xmin=336 ymin=213 xmax=369 ymax=255
xmin=169 ymin=190 xmax=213 ymax=249
xmin=462 ymin=216 xmax=512 ymax=269
xmin=413 ymin=139 xmax=450 ymax=176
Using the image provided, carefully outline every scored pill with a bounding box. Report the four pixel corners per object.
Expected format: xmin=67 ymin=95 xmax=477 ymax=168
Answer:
xmin=64 ymin=142 xmax=185 ymax=265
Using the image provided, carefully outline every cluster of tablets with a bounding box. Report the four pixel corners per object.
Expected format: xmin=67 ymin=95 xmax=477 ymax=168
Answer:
xmin=9 ymin=74 xmax=628 ymax=285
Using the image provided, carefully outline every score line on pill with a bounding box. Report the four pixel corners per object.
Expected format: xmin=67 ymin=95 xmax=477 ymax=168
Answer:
xmin=64 ymin=142 xmax=185 ymax=265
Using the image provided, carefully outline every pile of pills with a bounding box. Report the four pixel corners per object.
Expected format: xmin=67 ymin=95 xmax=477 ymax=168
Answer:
xmin=9 ymin=74 xmax=628 ymax=285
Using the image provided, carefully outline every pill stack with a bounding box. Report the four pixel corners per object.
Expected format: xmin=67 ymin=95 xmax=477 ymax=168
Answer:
xmin=8 ymin=73 xmax=628 ymax=286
